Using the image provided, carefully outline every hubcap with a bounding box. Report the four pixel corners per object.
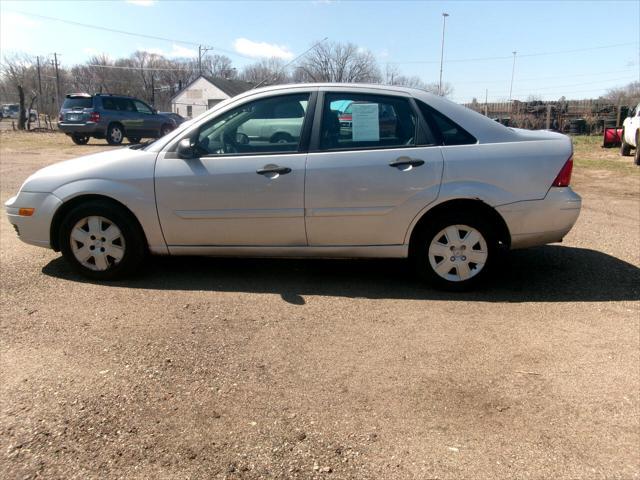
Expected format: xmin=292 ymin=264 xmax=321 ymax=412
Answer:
xmin=70 ymin=216 xmax=125 ymax=271
xmin=428 ymin=224 xmax=488 ymax=282
xmin=111 ymin=128 xmax=122 ymax=143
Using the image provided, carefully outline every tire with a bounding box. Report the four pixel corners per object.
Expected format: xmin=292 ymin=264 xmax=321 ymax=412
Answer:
xmin=160 ymin=124 xmax=173 ymax=137
xmin=620 ymin=129 xmax=632 ymax=156
xmin=635 ymin=131 xmax=639 ymax=166
xmin=106 ymin=123 xmax=124 ymax=145
xmin=59 ymin=200 xmax=146 ymax=280
xmin=71 ymin=134 xmax=90 ymax=145
xmin=127 ymin=137 xmax=141 ymax=144
xmin=270 ymin=132 xmax=292 ymax=144
xmin=411 ymin=213 xmax=498 ymax=291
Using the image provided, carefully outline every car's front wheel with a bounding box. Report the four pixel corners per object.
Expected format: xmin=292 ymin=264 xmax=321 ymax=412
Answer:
xmin=59 ymin=200 xmax=146 ymax=280
xmin=127 ymin=137 xmax=141 ymax=144
xmin=411 ymin=214 xmax=497 ymax=291
xmin=621 ymin=129 xmax=632 ymax=156
xmin=160 ymin=124 xmax=173 ymax=137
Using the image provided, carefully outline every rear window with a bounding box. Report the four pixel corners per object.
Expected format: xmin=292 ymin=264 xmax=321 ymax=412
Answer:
xmin=417 ymin=101 xmax=477 ymax=146
xmin=63 ymin=97 xmax=93 ymax=109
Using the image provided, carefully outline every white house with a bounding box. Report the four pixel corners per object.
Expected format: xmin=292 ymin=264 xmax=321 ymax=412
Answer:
xmin=170 ymin=76 xmax=254 ymax=118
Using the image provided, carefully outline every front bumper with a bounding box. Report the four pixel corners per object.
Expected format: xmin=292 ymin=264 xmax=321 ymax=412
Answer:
xmin=497 ymin=187 xmax=582 ymax=249
xmin=5 ymin=192 xmax=62 ymax=248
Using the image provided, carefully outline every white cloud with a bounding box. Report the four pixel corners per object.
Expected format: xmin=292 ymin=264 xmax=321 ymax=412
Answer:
xmin=170 ymin=44 xmax=197 ymax=58
xmin=233 ymin=38 xmax=294 ymax=60
xmin=125 ymin=0 xmax=157 ymax=6
xmin=137 ymin=44 xmax=197 ymax=58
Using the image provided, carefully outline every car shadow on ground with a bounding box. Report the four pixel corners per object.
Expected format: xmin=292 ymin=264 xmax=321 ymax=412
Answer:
xmin=42 ymin=245 xmax=640 ymax=304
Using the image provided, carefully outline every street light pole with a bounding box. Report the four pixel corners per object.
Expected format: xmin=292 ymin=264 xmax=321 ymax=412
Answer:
xmin=438 ymin=12 xmax=449 ymax=96
xmin=509 ymin=50 xmax=517 ymax=101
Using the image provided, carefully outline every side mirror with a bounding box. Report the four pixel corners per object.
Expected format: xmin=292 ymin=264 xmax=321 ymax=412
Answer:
xmin=177 ymin=138 xmax=195 ymax=159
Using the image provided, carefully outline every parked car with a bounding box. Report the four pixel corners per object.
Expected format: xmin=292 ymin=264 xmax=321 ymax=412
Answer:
xmin=159 ymin=112 xmax=186 ymax=127
xmin=236 ymin=97 xmax=308 ymax=145
xmin=58 ymin=93 xmax=175 ymax=145
xmin=1 ymin=104 xmax=37 ymax=122
xmin=621 ymin=102 xmax=640 ymax=165
xmin=5 ymin=83 xmax=581 ymax=290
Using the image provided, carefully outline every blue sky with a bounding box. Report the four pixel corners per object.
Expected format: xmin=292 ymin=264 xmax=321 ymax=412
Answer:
xmin=1 ymin=0 xmax=638 ymax=102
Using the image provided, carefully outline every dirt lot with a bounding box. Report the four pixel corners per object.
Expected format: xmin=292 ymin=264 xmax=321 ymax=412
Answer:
xmin=1 ymin=131 xmax=639 ymax=480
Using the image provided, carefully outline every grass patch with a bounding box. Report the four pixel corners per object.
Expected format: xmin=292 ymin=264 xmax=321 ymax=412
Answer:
xmin=570 ymin=135 xmax=639 ymax=175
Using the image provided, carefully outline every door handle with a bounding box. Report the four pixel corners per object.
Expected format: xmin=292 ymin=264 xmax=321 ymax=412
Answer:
xmin=256 ymin=164 xmax=292 ymax=175
xmin=389 ymin=157 xmax=425 ymax=169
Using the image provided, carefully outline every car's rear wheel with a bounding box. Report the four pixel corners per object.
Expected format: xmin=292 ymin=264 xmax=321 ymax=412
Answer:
xmin=411 ymin=214 xmax=497 ymax=291
xmin=71 ymin=134 xmax=90 ymax=145
xmin=127 ymin=137 xmax=141 ymax=144
xmin=106 ymin=123 xmax=124 ymax=145
xmin=621 ymin=129 xmax=632 ymax=156
xmin=59 ymin=200 xmax=146 ymax=280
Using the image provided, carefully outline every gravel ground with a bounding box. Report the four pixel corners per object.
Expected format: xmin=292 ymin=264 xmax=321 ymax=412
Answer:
xmin=1 ymin=131 xmax=639 ymax=480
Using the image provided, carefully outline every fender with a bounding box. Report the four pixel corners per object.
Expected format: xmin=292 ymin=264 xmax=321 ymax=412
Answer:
xmin=52 ymin=178 xmax=168 ymax=254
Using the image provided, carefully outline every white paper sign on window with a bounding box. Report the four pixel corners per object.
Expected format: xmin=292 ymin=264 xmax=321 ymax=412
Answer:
xmin=351 ymin=103 xmax=379 ymax=141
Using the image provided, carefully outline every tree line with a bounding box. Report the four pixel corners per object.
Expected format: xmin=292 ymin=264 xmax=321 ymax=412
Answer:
xmin=0 ymin=41 xmax=453 ymax=129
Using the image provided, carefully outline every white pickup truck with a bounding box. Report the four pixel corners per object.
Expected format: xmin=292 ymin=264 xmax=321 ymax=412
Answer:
xmin=621 ymin=102 xmax=640 ymax=165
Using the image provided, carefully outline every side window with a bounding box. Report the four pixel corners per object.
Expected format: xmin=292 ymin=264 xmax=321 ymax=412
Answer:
xmin=114 ymin=98 xmax=135 ymax=112
xmin=134 ymin=100 xmax=153 ymax=115
xmin=195 ymin=93 xmax=310 ymax=156
xmin=417 ymin=101 xmax=477 ymax=146
xmin=320 ymin=93 xmax=416 ymax=150
xmin=102 ymin=98 xmax=117 ymax=111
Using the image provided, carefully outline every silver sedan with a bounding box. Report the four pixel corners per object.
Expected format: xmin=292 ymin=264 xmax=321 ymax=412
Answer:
xmin=5 ymin=83 xmax=581 ymax=289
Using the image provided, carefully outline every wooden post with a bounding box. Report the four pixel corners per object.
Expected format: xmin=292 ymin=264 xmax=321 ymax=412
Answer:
xmin=616 ymin=102 xmax=622 ymax=127
xmin=546 ymin=104 xmax=552 ymax=130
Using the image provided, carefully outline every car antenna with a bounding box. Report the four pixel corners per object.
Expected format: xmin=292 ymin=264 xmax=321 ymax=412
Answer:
xmin=252 ymin=37 xmax=328 ymax=90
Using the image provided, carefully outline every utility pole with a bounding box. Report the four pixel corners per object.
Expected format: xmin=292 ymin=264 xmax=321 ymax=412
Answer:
xmin=36 ymin=56 xmax=43 ymax=126
xmin=198 ymin=45 xmax=212 ymax=77
xmin=484 ymin=88 xmax=488 ymax=116
xmin=509 ymin=51 xmax=517 ymax=101
xmin=52 ymin=53 xmax=61 ymax=113
xmin=438 ymin=12 xmax=449 ymax=96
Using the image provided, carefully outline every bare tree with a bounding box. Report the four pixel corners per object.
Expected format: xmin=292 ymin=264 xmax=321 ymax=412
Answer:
xmin=294 ymin=41 xmax=381 ymax=83
xmin=201 ymin=54 xmax=235 ymax=79
xmin=0 ymin=54 xmax=36 ymax=129
xmin=240 ymin=58 xmax=289 ymax=85
xmin=603 ymin=81 xmax=640 ymax=106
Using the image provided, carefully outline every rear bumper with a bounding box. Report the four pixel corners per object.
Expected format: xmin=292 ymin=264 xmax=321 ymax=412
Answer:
xmin=497 ymin=187 xmax=581 ymax=249
xmin=5 ymin=192 xmax=61 ymax=248
xmin=58 ymin=122 xmax=104 ymax=135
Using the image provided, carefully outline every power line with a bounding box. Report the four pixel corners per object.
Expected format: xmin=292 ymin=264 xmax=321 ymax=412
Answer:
xmin=453 ymin=68 xmax=637 ymax=85
xmin=4 ymin=9 xmax=254 ymax=60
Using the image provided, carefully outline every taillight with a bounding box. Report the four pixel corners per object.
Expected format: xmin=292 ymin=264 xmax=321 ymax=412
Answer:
xmin=88 ymin=111 xmax=100 ymax=122
xmin=552 ymin=156 xmax=573 ymax=187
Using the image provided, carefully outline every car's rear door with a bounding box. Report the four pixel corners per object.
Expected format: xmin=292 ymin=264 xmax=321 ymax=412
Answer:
xmin=304 ymin=89 xmax=443 ymax=246
xmin=155 ymin=89 xmax=316 ymax=247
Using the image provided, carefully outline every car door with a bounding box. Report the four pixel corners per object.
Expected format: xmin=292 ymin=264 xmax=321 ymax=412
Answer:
xmin=154 ymin=91 xmax=316 ymax=247
xmin=115 ymin=98 xmax=144 ymax=137
xmin=305 ymin=90 xmax=444 ymax=246
xmin=626 ymin=103 xmax=640 ymax=146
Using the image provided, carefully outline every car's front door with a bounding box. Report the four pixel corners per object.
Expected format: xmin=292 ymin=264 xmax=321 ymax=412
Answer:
xmin=154 ymin=91 xmax=315 ymax=247
xmin=305 ymin=90 xmax=444 ymax=246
